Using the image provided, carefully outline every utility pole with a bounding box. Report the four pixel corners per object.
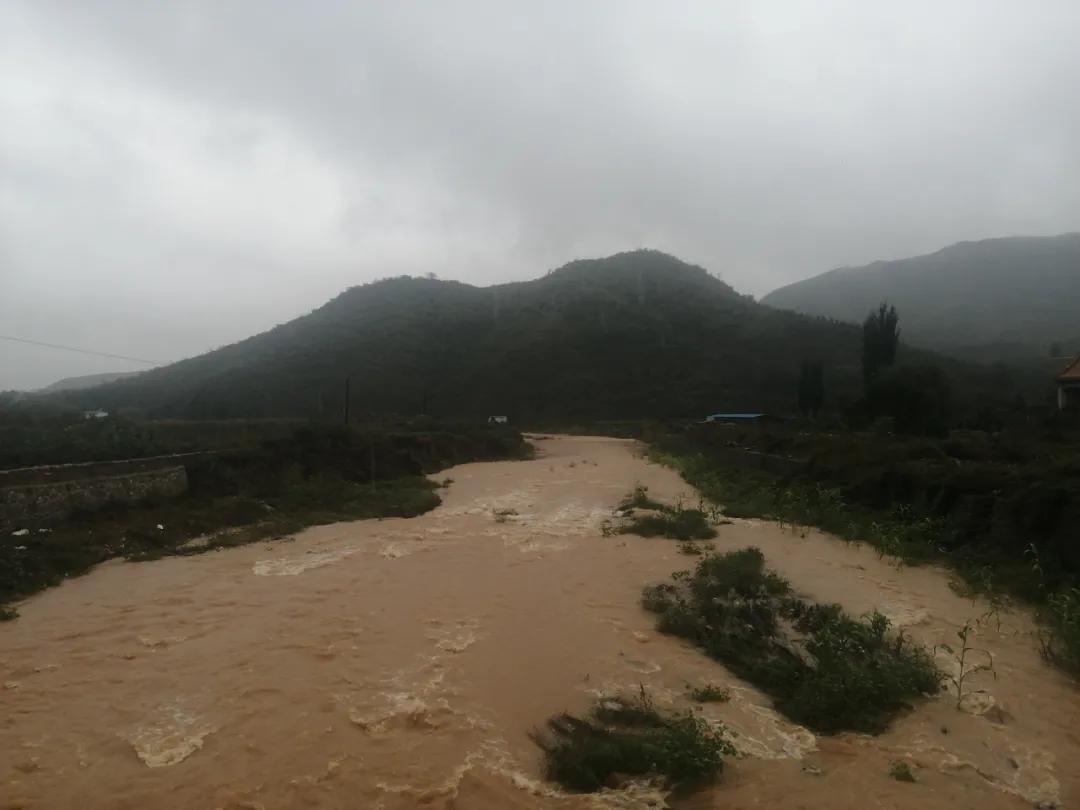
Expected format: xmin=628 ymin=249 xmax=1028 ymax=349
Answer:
xmin=344 ymin=378 xmax=350 ymax=424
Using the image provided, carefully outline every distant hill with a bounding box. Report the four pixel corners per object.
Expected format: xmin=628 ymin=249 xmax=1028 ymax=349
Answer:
xmin=66 ymin=251 xmax=1033 ymax=420
xmin=762 ymin=234 xmax=1080 ymax=361
xmin=38 ymin=371 xmax=142 ymax=394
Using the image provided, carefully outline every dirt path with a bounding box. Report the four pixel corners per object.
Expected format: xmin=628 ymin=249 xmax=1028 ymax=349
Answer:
xmin=2 ymin=435 xmax=1077 ymax=809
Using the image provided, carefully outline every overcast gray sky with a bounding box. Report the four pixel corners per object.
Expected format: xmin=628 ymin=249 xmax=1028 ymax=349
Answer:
xmin=3 ymin=1 xmax=1079 ymax=390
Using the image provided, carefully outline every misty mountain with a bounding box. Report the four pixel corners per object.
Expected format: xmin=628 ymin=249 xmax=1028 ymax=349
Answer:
xmin=67 ymin=251 xmax=1027 ymax=421
xmin=762 ymin=234 xmax=1080 ymax=361
xmin=38 ymin=371 xmax=143 ymax=394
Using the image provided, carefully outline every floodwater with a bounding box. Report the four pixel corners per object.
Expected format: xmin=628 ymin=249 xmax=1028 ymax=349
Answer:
xmin=2 ymin=435 xmax=1077 ymax=809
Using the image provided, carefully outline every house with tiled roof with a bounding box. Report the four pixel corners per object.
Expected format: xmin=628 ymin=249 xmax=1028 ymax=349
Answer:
xmin=1058 ymin=355 xmax=1080 ymax=410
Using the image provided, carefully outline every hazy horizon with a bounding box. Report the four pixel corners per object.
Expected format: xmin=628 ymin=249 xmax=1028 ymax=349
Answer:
xmin=4 ymin=2 xmax=1079 ymax=389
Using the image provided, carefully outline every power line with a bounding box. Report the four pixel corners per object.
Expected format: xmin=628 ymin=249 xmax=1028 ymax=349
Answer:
xmin=0 ymin=335 xmax=159 ymax=366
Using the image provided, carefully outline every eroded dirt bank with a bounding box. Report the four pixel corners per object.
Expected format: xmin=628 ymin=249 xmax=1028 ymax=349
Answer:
xmin=2 ymin=435 xmax=1077 ymax=809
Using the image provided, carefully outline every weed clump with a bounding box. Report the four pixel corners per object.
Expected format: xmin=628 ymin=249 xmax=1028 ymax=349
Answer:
xmin=621 ymin=509 xmax=715 ymax=540
xmin=620 ymin=485 xmax=667 ymax=512
xmin=688 ymin=684 xmax=731 ymax=703
xmin=493 ymin=507 xmax=518 ymax=524
xmin=532 ymin=690 xmax=733 ymax=793
xmin=614 ymin=486 xmax=717 ymax=541
xmin=643 ymin=548 xmax=941 ymax=734
xmin=889 ymin=761 xmax=917 ymax=782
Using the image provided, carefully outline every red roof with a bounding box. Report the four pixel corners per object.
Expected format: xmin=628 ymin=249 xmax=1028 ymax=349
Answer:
xmin=1059 ymin=355 xmax=1080 ymax=381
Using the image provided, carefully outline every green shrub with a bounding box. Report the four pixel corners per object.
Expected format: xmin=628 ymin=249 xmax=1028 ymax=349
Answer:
xmin=620 ymin=484 xmax=666 ymax=511
xmin=532 ymin=690 xmax=733 ymax=792
xmin=643 ymin=549 xmax=941 ymax=734
xmin=688 ymin=684 xmax=731 ymax=703
xmin=644 ymin=424 xmax=1080 ymax=679
xmin=620 ymin=508 xmax=716 ymax=541
xmin=889 ymin=761 xmax=916 ymax=782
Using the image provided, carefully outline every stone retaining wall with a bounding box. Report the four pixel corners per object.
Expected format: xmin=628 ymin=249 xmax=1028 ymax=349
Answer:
xmin=0 ymin=466 xmax=188 ymax=531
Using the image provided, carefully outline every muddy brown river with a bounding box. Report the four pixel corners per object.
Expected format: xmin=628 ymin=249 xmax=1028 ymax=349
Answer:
xmin=2 ymin=436 xmax=1078 ymax=809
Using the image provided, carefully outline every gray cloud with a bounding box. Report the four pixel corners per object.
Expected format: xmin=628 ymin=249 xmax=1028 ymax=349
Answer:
xmin=3 ymin=1 xmax=1079 ymax=389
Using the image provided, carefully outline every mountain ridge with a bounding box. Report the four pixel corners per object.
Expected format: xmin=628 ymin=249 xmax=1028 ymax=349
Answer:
xmin=65 ymin=250 xmax=1031 ymax=420
xmin=761 ymin=233 xmax=1080 ymax=359
xmin=38 ymin=371 xmax=143 ymax=394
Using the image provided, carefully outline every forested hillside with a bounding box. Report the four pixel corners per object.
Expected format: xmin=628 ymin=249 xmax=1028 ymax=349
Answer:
xmin=67 ymin=251 xmax=1036 ymax=421
xmin=762 ymin=234 xmax=1080 ymax=360
xmin=37 ymin=371 xmax=142 ymax=394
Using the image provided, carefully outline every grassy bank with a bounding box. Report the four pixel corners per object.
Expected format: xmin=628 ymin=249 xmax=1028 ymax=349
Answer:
xmin=643 ymin=549 xmax=941 ymax=733
xmin=1 ymin=422 xmax=531 ymax=617
xmin=645 ymin=425 xmax=1080 ymax=678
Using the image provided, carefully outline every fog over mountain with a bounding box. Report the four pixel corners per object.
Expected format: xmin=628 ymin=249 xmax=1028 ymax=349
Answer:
xmin=69 ymin=251 xmax=1035 ymax=422
xmin=762 ymin=234 xmax=1080 ymax=359
xmin=3 ymin=2 xmax=1079 ymax=389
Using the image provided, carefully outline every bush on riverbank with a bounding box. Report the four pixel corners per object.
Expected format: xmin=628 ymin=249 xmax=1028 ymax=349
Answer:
xmin=645 ymin=424 xmax=1080 ymax=678
xmin=532 ymin=689 xmax=733 ymax=792
xmin=614 ymin=486 xmax=717 ymax=541
xmin=643 ymin=548 xmax=941 ymax=733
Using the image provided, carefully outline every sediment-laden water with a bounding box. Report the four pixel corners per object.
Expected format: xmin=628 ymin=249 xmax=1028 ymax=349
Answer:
xmin=2 ymin=436 xmax=1077 ymax=809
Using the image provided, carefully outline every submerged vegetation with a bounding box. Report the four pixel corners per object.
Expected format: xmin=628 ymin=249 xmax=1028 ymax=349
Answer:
xmin=0 ymin=421 xmax=531 ymax=615
xmin=643 ymin=549 xmax=941 ymax=734
xmin=619 ymin=508 xmax=715 ymax=541
xmin=889 ymin=761 xmax=917 ymax=783
xmin=645 ymin=422 xmax=1080 ymax=678
xmin=687 ymin=683 xmax=731 ymax=703
xmin=532 ymin=689 xmax=733 ymax=793
xmin=615 ymin=486 xmax=717 ymax=541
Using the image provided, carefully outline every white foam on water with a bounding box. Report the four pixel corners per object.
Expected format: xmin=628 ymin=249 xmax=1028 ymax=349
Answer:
xmin=722 ymin=688 xmax=817 ymax=761
xmin=621 ymin=657 xmax=661 ymax=675
xmin=503 ymin=533 xmax=572 ymax=554
xmin=429 ymin=619 xmax=481 ymax=653
xmin=878 ymin=602 xmax=931 ymax=627
xmin=928 ymin=745 xmax=1061 ymax=808
xmin=439 ymin=489 xmax=538 ymax=519
xmin=379 ymin=542 xmax=411 ymax=559
xmin=382 ymin=735 xmax=677 ymax=810
xmin=252 ymin=548 xmax=356 ymax=576
xmin=348 ymin=690 xmax=459 ymax=733
xmin=137 ymin=633 xmax=188 ymax=648
xmin=126 ymin=701 xmax=216 ymax=768
xmin=532 ymin=503 xmax=613 ymax=537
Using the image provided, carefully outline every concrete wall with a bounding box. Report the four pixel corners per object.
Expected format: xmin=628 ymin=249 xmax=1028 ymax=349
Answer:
xmin=0 ymin=466 xmax=188 ymax=530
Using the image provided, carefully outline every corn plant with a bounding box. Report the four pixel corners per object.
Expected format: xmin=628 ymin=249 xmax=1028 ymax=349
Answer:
xmin=936 ymin=619 xmax=996 ymax=709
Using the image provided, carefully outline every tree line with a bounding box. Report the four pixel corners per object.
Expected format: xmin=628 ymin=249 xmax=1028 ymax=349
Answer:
xmin=799 ymin=301 xmax=952 ymax=434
